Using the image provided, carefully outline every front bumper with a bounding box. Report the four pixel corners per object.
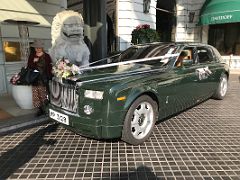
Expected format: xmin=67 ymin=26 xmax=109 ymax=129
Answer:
xmin=48 ymin=105 xmax=123 ymax=139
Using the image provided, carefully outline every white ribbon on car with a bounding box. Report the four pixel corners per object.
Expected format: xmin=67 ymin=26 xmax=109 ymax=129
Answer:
xmin=78 ymin=53 xmax=180 ymax=72
xmin=74 ymin=53 xmax=180 ymax=86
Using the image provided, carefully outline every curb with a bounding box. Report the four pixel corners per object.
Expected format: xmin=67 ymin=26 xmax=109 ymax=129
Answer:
xmin=0 ymin=115 xmax=50 ymax=135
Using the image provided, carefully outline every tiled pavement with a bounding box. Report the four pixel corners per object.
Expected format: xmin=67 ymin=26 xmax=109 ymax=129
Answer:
xmin=0 ymin=74 xmax=240 ymax=180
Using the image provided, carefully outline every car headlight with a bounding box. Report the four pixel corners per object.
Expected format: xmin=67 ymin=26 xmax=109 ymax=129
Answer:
xmin=84 ymin=90 xmax=104 ymax=100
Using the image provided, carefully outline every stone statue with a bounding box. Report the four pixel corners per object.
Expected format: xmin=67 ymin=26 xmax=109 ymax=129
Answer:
xmin=49 ymin=10 xmax=90 ymax=67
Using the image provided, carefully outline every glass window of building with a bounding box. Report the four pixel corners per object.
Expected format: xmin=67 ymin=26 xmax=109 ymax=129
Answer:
xmin=208 ymin=23 xmax=240 ymax=55
xmin=3 ymin=41 xmax=21 ymax=62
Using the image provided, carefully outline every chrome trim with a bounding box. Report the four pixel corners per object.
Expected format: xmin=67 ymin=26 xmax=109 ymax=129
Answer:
xmin=50 ymin=80 xmax=79 ymax=113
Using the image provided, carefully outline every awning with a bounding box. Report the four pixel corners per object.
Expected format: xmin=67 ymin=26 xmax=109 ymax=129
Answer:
xmin=3 ymin=17 xmax=39 ymax=26
xmin=199 ymin=0 xmax=240 ymax=25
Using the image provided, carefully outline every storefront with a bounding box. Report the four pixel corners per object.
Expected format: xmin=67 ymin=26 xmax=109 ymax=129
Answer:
xmin=1 ymin=0 xmax=238 ymax=96
xmin=68 ymin=0 xmax=157 ymax=53
xmin=198 ymin=0 xmax=240 ymax=68
xmin=0 ymin=0 xmax=119 ymax=95
xmin=0 ymin=0 xmax=64 ymax=95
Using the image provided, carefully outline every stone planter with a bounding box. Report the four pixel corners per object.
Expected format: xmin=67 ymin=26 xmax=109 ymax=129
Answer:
xmin=11 ymin=85 xmax=33 ymax=109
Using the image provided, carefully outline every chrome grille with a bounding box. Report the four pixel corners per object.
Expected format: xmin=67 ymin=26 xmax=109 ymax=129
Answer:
xmin=50 ymin=80 xmax=79 ymax=113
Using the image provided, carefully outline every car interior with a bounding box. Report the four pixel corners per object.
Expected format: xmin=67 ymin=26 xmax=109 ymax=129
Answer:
xmin=197 ymin=49 xmax=211 ymax=63
xmin=174 ymin=48 xmax=193 ymax=67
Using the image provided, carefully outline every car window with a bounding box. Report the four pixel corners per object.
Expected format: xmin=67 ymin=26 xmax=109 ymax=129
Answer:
xmin=197 ymin=47 xmax=214 ymax=63
xmin=174 ymin=47 xmax=194 ymax=67
xmin=212 ymin=46 xmax=223 ymax=62
xmin=113 ymin=44 xmax=178 ymax=66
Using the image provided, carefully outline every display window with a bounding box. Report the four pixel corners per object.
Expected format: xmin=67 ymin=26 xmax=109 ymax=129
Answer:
xmin=208 ymin=23 xmax=240 ymax=55
xmin=3 ymin=41 xmax=22 ymax=62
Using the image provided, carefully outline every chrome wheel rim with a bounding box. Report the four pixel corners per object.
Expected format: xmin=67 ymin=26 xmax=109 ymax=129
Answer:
xmin=220 ymin=76 xmax=228 ymax=97
xmin=131 ymin=101 xmax=154 ymax=140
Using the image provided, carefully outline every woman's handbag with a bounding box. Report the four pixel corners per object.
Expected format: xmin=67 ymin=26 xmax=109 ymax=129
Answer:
xmin=19 ymin=67 xmax=40 ymax=85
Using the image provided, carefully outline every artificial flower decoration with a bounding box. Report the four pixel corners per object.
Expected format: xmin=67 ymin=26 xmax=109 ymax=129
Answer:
xmin=52 ymin=58 xmax=81 ymax=78
xmin=9 ymin=67 xmax=36 ymax=85
xmin=10 ymin=73 xmax=21 ymax=85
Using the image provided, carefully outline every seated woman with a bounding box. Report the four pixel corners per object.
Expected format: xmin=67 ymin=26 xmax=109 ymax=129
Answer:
xmin=175 ymin=51 xmax=188 ymax=67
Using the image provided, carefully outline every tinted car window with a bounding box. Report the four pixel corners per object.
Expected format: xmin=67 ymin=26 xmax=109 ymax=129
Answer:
xmin=114 ymin=44 xmax=178 ymax=65
xmin=197 ymin=47 xmax=214 ymax=63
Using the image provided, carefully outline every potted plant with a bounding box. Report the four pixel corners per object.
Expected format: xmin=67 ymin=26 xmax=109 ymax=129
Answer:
xmin=131 ymin=24 xmax=160 ymax=45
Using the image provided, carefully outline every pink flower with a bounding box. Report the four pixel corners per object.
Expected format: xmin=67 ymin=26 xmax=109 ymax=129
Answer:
xmin=10 ymin=73 xmax=20 ymax=85
xmin=52 ymin=58 xmax=81 ymax=78
xmin=57 ymin=61 xmax=66 ymax=70
xmin=135 ymin=24 xmax=150 ymax=30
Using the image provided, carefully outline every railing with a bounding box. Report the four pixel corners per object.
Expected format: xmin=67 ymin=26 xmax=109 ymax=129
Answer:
xmin=222 ymin=55 xmax=240 ymax=69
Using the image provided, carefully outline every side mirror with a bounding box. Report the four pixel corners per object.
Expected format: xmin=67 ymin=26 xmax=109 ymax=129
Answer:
xmin=182 ymin=59 xmax=193 ymax=66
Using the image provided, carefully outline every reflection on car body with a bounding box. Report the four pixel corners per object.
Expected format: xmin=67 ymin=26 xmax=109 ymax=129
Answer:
xmin=48 ymin=42 xmax=229 ymax=145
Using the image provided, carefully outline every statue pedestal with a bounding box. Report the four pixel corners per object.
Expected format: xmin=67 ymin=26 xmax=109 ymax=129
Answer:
xmin=12 ymin=85 xmax=34 ymax=109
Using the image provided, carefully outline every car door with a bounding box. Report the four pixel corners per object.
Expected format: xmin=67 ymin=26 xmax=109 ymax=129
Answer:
xmin=194 ymin=46 xmax=219 ymax=99
xmin=172 ymin=47 xmax=200 ymax=112
xmin=144 ymin=44 xmax=181 ymax=119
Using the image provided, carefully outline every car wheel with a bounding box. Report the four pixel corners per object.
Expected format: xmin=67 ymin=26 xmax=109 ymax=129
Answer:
xmin=212 ymin=74 xmax=228 ymax=100
xmin=121 ymin=95 xmax=158 ymax=145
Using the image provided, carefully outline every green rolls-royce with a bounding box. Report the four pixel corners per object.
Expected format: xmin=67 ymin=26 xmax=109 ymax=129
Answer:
xmin=48 ymin=42 xmax=229 ymax=145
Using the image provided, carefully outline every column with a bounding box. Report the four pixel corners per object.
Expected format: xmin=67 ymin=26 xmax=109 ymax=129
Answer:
xmin=83 ymin=0 xmax=107 ymax=62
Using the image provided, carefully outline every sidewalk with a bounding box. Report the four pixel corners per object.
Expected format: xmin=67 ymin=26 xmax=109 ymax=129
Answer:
xmin=0 ymin=94 xmax=49 ymax=134
xmin=230 ymin=68 xmax=240 ymax=74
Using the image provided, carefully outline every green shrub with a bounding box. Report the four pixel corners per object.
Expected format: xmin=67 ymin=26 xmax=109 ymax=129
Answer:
xmin=131 ymin=24 xmax=160 ymax=45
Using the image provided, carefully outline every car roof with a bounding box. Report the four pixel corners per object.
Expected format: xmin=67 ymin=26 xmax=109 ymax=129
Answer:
xmin=132 ymin=42 xmax=213 ymax=48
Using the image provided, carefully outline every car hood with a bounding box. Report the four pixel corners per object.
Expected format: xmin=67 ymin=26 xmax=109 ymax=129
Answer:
xmin=74 ymin=63 xmax=168 ymax=85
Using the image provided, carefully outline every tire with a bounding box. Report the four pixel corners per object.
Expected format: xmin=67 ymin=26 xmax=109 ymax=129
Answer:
xmin=212 ymin=74 xmax=228 ymax=100
xmin=121 ymin=95 xmax=158 ymax=145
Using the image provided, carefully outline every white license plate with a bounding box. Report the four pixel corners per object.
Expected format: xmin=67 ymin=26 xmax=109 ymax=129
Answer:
xmin=49 ymin=109 xmax=69 ymax=125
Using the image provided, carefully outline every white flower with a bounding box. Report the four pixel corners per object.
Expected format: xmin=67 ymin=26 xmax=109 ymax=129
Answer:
xmin=52 ymin=58 xmax=81 ymax=78
xmin=71 ymin=64 xmax=80 ymax=75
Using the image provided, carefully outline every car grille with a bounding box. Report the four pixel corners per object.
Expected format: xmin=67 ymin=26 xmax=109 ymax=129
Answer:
xmin=49 ymin=79 xmax=79 ymax=113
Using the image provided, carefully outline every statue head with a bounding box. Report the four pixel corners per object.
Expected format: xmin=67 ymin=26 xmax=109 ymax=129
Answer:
xmin=51 ymin=10 xmax=85 ymax=45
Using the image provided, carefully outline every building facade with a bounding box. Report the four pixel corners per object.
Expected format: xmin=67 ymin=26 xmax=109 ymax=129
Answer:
xmin=67 ymin=0 xmax=206 ymax=51
xmin=1 ymin=0 xmax=239 ymax=95
xmin=0 ymin=0 xmax=65 ymax=95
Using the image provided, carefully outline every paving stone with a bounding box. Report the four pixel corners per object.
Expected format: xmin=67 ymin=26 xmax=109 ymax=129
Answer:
xmin=0 ymin=74 xmax=240 ymax=179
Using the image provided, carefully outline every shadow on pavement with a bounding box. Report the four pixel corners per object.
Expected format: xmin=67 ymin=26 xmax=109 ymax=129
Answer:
xmin=100 ymin=165 xmax=160 ymax=180
xmin=0 ymin=123 xmax=58 ymax=179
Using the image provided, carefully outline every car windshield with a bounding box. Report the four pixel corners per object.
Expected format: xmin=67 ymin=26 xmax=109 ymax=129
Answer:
xmin=109 ymin=44 xmax=179 ymax=66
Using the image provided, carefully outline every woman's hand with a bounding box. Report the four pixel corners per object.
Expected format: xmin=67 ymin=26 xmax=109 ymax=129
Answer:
xmin=33 ymin=57 xmax=39 ymax=63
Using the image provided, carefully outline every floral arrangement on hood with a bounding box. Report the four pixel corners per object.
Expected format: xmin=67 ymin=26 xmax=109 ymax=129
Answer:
xmin=52 ymin=58 xmax=81 ymax=78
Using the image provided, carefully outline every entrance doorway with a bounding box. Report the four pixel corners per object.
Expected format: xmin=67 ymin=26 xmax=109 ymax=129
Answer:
xmin=208 ymin=23 xmax=240 ymax=55
xmin=156 ymin=0 xmax=176 ymax=42
xmin=68 ymin=0 xmax=117 ymax=61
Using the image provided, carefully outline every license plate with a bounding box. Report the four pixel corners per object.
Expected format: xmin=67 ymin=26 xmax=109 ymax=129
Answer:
xmin=49 ymin=109 xmax=69 ymax=125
